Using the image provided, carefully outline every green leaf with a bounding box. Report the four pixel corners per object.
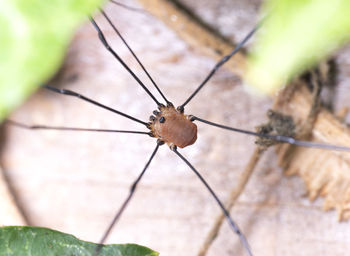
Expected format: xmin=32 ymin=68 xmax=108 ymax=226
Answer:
xmin=246 ymin=0 xmax=350 ymax=94
xmin=0 ymin=0 xmax=104 ymax=122
xmin=0 ymin=226 xmax=159 ymax=256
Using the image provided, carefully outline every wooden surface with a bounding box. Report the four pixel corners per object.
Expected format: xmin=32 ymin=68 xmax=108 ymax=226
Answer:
xmin=0 ymin=166 xmax=26 ymax=226
xmin=1 ymin=1 xmax=350 ymax=255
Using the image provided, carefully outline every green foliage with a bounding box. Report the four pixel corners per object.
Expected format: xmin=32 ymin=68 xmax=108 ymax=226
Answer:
xmin=0 ymin=226 xmax=159 ymax=256
xmin=246 ymin=0 xmax=350 ymax=93
xmin=0 ymin=0 xmax=104 ymax=121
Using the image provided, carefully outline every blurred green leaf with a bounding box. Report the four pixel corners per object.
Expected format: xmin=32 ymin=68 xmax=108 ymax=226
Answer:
xmin=0 ymin=226 xmax=159 ymax=256
xmin=0 ymin=0 xmax=104 ymax=121
xmin=246 ymin=0 xmax=350 ymax=94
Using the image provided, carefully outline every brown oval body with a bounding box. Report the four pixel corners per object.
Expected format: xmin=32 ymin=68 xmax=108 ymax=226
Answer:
xmin=150 ymin=106 xmax=197 ymax=148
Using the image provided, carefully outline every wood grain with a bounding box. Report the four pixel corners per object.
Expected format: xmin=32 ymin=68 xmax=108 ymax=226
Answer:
xmin=1 ymin=1 xmax=350 ymax=256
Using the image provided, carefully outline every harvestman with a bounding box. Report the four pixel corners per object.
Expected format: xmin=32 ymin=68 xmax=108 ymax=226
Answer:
xmin=6 ymin=4 xmax=350 ymax=256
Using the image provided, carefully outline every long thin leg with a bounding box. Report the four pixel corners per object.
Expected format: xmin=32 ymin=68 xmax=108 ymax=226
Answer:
xmin=100 ymin=9 xmax=171 ymax=105
xmin=96 ymin=141 xmax=161 ymax=253
xmin=179 ymin=23 xmax=260 ymax=110
xmin=198 ymin=147 xmax=265 ymax=256
xmin=44 ymin=85 xmax=148 ymax=126
xmin=191 ymin=116 xmax=350 ymax=152
xmin=109 ymin=0 xmax=147 ymax=14
xmin=5 ymin=120 xmax=150 ymax=135
xmin=173 ymin=147 xmax=253 ymax=256
xmin=89 ymin=17 xmax=162 ymax=107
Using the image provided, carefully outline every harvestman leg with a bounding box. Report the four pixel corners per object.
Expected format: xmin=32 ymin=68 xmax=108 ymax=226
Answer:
xmin=5 ymin=85 xmax=152 ymax=134
xmin=43 ymin=85 xmax=149 ymax=126
xmin=99 ymin=9 xmax=171 ymax=105
xmin=89 ymin=17 xmax=163 ymax=107
xmin=177 ymin=22 xmax=261 ymax=112
xmin=190 ymin=116 xmax=350 ymax=152
xmin=109 ymin=0 xmax=147 ymax=14
xmin=6 ymin=120 xmax=149 ymax=135
xmin=96 ymin=141 xmax=162 ymax=254
xmin=173 ymin=147 xmax=253 ymax=256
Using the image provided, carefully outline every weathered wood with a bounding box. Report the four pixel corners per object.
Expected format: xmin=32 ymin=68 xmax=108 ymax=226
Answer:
xmin=1 ymin=1 xmax=350 ymax=256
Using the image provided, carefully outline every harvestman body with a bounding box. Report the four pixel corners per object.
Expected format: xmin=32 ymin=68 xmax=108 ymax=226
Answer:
xmin=6 ymin=2 xmax=350 ymax=256
xmin=149 ymin=104 xmax=197 ymax=149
